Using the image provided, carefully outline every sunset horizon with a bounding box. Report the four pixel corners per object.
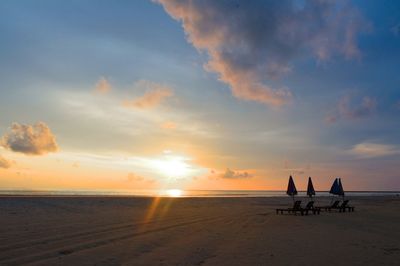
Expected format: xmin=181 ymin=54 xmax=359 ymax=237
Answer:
xmin=1 ymin=1 xmax=400 ymax=265
xmin=1 ymin=0 xmax=400 ymax=193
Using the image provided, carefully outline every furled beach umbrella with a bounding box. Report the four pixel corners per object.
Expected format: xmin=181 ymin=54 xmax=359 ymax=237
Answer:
xmin=329 ymin=178 xmax=339 ymax=195
xmin=329 ymin=178 xmax=339 ymax=203
xmin=286 ymin=176 xmax=298 ymax=201
xmin=329 ymin=178 xmax=345 ymax=200
xmin=338 ymin=178 xmax=345 ymax=197
xmin=307 ymin=177 xmax=316 ymax=198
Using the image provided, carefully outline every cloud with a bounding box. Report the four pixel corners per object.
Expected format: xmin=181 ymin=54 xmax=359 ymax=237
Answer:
xmin=95 ymin=77 xmax=112 ymax=94
xmin=156 ymin=0 xmax=367 ymax=106
xmin=1 ymin=122 xmax=58 ymax=155
xmin=127 ymin=172 xmax=144 ymax=182
xmin=161 ymin=121 xmax=177 ymax=130
xmin=0 ymin=155 xmax=12 ymax=169
xmin=221 ymin=168 xmax=253 ymax=179
xmin=339 ymin=96 xmax=377 ymax=119
xmin=283 ymin=160 xmax=307 ymax=175
xmin=327 ymin=95 xmax=376 ymax=123
xmin=123 ymin=80 xmax=173 ymax=109
xmin=127 ymin=172 xmax=156 ymax=183
xmin=349 ymin=142 xmax=400 ymax=158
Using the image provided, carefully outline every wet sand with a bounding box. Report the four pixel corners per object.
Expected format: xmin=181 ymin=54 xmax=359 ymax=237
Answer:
xmin=0 ymin=196 xmax=399 ymax=265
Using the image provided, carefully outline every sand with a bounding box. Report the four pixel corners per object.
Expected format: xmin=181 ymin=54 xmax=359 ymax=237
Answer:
xmin=0 ymin=196 xmax=399 ymax=266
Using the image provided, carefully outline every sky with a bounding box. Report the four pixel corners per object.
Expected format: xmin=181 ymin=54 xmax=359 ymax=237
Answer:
xmin=0 ymin=0 xmax=399 ymax=192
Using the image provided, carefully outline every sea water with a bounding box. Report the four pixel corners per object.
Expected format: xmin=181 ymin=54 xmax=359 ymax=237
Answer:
xmin=0 ymin=189 xmax=399 ymax=197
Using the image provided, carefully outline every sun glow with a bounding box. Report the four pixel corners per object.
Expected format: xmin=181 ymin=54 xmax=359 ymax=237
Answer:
xmin=166 ymin=189 xmax=183 ymax=197
xmin=152 ymin=156 xmax=191 ymax=178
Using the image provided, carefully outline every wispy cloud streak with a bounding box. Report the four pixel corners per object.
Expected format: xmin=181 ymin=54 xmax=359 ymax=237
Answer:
xmin=349 ymin=142 xmax=400 ymax=158
xmin=123 ymin=80 xmax=173 ymax=109
xmin=95 ymin=77 xmax=112 ymax=94
xmin=327 ymin=95 xmax=377 ymax=123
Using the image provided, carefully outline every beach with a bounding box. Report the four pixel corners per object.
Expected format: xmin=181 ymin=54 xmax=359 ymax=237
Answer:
xmin=0 ymin=196 xmax=399 ymax=266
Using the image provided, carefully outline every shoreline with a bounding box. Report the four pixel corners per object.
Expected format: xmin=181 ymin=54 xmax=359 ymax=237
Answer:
xmin=0 ymin=194 xmax=399 ymax=199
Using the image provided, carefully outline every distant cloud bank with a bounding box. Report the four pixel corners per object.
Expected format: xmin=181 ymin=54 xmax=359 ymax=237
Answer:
xmin=156 ymin=0 xmax=367 ymax=106
xmin=1 ymin=122 xmax=58 ymax=155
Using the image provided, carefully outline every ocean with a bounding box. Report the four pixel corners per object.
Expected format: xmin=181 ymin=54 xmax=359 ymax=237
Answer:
xmin=0 ymin=189 xmax=399 ymax=197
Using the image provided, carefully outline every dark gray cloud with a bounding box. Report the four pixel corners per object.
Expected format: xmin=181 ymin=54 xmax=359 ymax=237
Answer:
xmin=156 ymin=0 xmax=367 ymax=106
xmin=1 ymin=122 xmax=58 ymax=155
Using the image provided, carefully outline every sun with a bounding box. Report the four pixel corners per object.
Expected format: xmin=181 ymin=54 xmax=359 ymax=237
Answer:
xmin=166 ymin=189 xmax=183 ymax=197
xmin=152 ymin=156 xmax=190 ymax=178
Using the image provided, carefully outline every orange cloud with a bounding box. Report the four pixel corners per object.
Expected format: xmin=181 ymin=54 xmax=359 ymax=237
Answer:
xmin=123 ymin=80 xmax=173 ymax=109
xmin=127 ymin=172 xmax=155 ymax=184
xmin=95 ymin=77 xmax=111 ymax=94
xmin=220 ymin=168 xmax=253 ymax=179
xmin=127 ymin=172 xmax=144 ymax=182
xmin=1 ymin=122 xmax=58 ymax=156
xmin=161 ymin=121 xmax=177 ymax=130
xmin=0 ymin=155 xmax=12 ymax=169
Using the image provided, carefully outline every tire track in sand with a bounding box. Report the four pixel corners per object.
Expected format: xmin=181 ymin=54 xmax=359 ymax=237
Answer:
xmin=0 ymin=215 xmax=227 ymax=266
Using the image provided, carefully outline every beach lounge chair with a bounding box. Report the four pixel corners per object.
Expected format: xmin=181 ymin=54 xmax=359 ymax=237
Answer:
xmin=316 ymin=200 xmax=340 ymax=211
xmin=318 ymin=200 xmax=355 ymax=212
xmin=276 ymin=200 xmax=307 ymax=215
xmin=332 ymin=200 xmax=355 ymax=212
xmin=303 ymin=201 xmax=320 ymax=215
